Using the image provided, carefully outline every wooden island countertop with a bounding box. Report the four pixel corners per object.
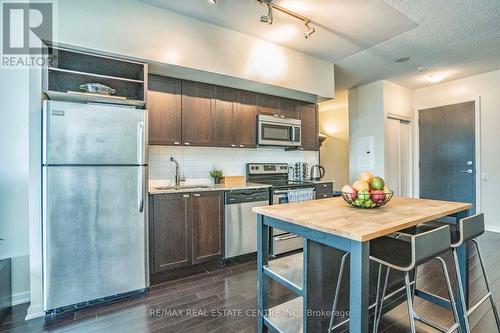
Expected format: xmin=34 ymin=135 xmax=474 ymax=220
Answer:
xmin=253 ymin=197 xmax=473 ymax=242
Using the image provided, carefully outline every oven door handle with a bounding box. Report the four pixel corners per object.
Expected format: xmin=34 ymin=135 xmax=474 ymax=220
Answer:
xmin=273 ymin=190 xmax=290 ymax=195
xmin=274 ymin=234 xmax=300 ymax=241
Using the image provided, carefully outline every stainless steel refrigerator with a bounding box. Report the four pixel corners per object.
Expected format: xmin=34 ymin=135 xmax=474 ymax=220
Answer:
xmin=42 ymin=100 xmax=148 ymax=312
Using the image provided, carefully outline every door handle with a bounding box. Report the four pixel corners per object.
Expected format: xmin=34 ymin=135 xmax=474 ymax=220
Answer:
xmin=192 ymin=193 xmax=201 ymax=197
xmin=461 ymin=169 xmax=473 ymax=174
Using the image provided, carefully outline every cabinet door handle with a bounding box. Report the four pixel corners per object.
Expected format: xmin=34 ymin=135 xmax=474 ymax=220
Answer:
xmin=231 ymin=144 xmax=236 ymax=147
xmin=192 ymin=193 xmax=201 ymax=197
xmin=239 ymin=144 xmax=244 ymax=148
xmin=184 ymin=142 xmax=191 ymax=145
xmin=174 ymin=141 xmax=180 ymax=145
xmin=182 ymin=194 xmax=190 ymax=198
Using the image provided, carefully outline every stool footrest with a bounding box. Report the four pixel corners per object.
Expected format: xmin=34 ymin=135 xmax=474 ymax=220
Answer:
xmin=415 ymin=289 xmax=452 ymax=310
xmin=414 ymin=312 xmax=458 ymax=333
xmin=467 ymin=292 xmax=491 ymax=316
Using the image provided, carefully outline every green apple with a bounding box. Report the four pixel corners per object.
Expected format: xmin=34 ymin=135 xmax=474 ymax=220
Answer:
xmin=363 ymin=199 xmax=373 ymax=208
xmin=357 ymin=190 xmax=370 ymax=203
xmin=371 ymin=177 xmax=385 ymax=190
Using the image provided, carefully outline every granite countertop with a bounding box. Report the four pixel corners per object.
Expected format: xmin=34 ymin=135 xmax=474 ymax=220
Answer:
xmin=149 ymin=181 xmax=271 ymax=194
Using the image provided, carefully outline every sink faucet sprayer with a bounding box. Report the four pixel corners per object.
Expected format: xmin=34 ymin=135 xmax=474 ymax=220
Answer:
xmin=170 ymin=157 xmax=186 ymax=186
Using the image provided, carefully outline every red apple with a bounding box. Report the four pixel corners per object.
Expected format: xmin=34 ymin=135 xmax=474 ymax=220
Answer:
xmin=370 ymin=190 xmax=386 ymax=204
xmin=341 ymin=184 xmax=358 ymax=200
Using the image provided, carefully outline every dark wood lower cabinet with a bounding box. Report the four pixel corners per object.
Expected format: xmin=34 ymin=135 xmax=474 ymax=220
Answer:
xmin=192 ymin=192 xmax=224 ymax=264
xmin=150 ymin=194 xmax=192 ymax=272
xmin=149 ymin=192 xmax=223 ymax=275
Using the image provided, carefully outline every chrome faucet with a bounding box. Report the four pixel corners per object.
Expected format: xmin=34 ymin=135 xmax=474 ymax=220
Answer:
xmin=170 ymin=157 xmax=186 ymax=186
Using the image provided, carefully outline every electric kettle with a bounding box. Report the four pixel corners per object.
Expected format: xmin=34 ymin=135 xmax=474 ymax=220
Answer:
xmin=310 ymin=165 xmax=325 ymax=181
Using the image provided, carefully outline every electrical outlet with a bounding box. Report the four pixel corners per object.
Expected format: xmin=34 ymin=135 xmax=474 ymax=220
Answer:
xmin=481 ymin=172 xmax=489 ymax=181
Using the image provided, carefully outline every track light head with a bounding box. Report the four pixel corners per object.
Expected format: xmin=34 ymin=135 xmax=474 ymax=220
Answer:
xmin=304 ymin=21 xmax=315 ymax=39
xmin=260 ymin=4 xmax=273 ymax=25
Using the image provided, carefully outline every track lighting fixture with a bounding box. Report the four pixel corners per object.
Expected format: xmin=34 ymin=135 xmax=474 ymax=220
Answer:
xmin=304 ymin=21 xmax=315 ymax=39
xmin=260 ymin=4 xmax=273 ymax=25
xmin=256 ymin=0 xmax=315 ymax=39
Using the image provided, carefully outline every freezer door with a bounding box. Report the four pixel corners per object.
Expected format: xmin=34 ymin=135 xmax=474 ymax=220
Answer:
xmin=43 ymin=100 xmax=147 ymax=165
xmin=43 ymin=166 xmax=147 ymax=310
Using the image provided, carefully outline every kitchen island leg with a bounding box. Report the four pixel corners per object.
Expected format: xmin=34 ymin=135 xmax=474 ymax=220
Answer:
xmin=349 ymin=240 xmax=370 ymax=333
xmin=257 ymin=214 xmax=269 ymax=333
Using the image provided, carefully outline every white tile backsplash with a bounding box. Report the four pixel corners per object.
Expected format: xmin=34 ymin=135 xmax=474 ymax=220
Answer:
xmin=148 ymin=146 xmax=319 ymax=182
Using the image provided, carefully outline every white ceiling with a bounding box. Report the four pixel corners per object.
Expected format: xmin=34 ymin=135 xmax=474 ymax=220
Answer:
xmin=140 ymin=0 xmax=418 ymax=63
xmin=141 ymin=0 xmax=500 ymax=92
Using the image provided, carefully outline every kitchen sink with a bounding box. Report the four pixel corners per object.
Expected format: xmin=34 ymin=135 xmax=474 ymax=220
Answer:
xmin=154 ymin=185 xmax=212 ymax=191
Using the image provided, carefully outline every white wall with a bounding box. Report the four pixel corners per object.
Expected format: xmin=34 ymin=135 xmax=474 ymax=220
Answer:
xmin=149 ymin=147 xmax=318 ymax=183
xmin=413 ymin=69 xmax=500 ymax=232
xmin=318 ymin=104 xmax=349 ymax=190
xmin=54 ymin=0 xmax=335 ymax=99
xmin=383 ymin=81 xmax=413 ymax=119
xmin=0 ymin=68 xmax=31 ymax=305
xmin=348 ymin=81 xmax=413 ymax=184
xmin=348 ymin=81 xmax=385 ymax=181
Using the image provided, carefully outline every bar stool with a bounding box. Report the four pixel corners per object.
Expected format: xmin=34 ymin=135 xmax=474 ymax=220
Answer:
xmin=370 ymin=225 xmax=461 ymax=333
xmin=426 ymin=213 xmax=500 ymax=333
xmin=328 ymin=252 xmax=349 ymax=332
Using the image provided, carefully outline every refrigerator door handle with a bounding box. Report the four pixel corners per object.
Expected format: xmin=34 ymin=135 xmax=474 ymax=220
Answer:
xmin=137 ymin=121 xmax=145 ymax=165
xmin=138 ymin=167 xmax=144 ymax=213
xmin=137 ymin=121 xmax=145 ymax=213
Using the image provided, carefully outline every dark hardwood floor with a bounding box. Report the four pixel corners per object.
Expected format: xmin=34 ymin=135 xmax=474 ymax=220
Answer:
xmin=2 ymin=232 xmax=500 ymax=333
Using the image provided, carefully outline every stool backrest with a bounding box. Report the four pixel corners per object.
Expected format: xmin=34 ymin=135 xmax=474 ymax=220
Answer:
xmin=457 ymin=213 xmax=485 ymax=246
xmin=413 ymin=225 xmax=451 ymax=267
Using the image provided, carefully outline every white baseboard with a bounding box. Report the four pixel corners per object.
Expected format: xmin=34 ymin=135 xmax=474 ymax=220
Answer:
xmin=12 ymin=291 xmax=30 ymax=306
xmin=485 ymin=226 xmax=500 ymax=234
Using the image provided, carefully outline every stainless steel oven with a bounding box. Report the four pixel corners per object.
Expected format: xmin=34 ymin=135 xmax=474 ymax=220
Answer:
xmin=257 ymin=115 xmax=301 ymax=147
xmin=246 ymin=163 xmax=315 ymax=256
xmin=271 ymin=187 xmax=315 ymax=255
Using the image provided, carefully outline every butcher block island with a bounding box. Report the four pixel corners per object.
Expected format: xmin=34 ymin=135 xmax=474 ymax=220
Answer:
xmin=252 ymin=197 xmax=473 ymax=333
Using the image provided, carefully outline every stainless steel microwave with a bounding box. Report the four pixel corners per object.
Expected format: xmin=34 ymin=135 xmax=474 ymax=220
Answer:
xmin=257 ymin=115 xmax=301 ymax=147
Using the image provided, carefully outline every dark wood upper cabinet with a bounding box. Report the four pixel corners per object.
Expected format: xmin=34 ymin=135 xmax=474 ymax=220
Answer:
xmin=191 ymin=191 xmax=223 ymax=264
xmin=236 ymin=90 xmax=258 ymax=148
xmin=298 ymin=102 xmax=319 ymax=151
xmin=147 ymin=75 xmax=182 ymax=145
xmin=257 ymin=94 xmax=278 ymax=116
xmin=150 ymin=194 xmax=192 ymax=273
xmin=214 ymin=86 xmax=237 ymax=148
xmin=182 ymin=81 xmax=215 ymax=146
xmin=278 ymin=98 xmax=299 ymax=119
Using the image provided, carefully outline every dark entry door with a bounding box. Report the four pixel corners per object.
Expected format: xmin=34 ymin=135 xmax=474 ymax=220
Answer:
xmin=419 ymin=101 xmax=476 ymax=210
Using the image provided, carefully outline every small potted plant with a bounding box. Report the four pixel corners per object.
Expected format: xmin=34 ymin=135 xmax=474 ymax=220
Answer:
xmin=209 ymin=168 xmax=223 ymax=184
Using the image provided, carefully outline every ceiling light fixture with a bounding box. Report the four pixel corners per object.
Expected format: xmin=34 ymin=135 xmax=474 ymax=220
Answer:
xmin=208 ymin=0 xmax=216 ymax=4
xmin=304 ymin=21 xmax=315 ymax=39
xmin=427 ymin=72 xmax=447 ymax=83
xmin=256 ymin=0 xmax=315 ymax=39
xmin=260 ymin=4 xmax=273 ymax=25
xmin=418 ymin=66 xmax=428 ymax=72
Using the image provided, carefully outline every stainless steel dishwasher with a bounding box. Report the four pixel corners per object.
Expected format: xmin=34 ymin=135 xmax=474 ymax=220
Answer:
xmin=224 ymin=188 xmax=269 ymax=259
